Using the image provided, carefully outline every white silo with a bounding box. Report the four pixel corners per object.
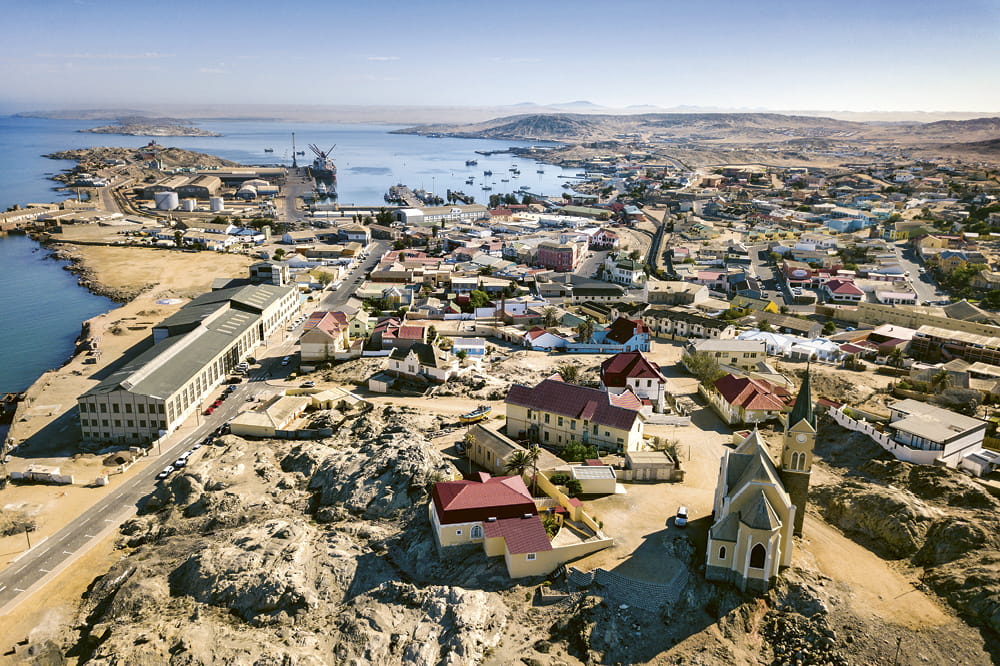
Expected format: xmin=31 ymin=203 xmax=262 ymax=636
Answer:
xmin=209 ymin=196 xmax=224 ymax=212
xmin=155 ymin=191 xmax=179 ymax=210
xmin=180 ymin=198 xmax=197 ymax=212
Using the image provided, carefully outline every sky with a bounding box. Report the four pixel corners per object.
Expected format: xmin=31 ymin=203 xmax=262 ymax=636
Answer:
xmin=2 ymin=0 xmax=999 ymax=113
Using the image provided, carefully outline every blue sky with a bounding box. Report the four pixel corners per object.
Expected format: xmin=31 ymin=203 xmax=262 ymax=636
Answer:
xmin=2 ymin=0 xmax=998 ymax=112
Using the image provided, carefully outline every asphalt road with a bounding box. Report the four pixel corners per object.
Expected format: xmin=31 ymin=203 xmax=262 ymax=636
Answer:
xmin=893 ymin=242 xmax=949 ymax=304
xmin=0 ymin=341 xmax=302 ymax=614
xmin=320 ymin=240 xmax=389 ymax=309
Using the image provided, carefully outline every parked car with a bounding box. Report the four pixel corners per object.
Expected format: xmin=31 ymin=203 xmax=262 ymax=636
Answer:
xmin=156 ymin=466 xmax=174 ymax=480
xmin=281 ymin=356 xmax=291 ymax=366
xmin=300 ymin=381 xmax=315 ymax=388
xmin=173 ymin=458 xmax=187 ymax=468
xmin=675 ymin=506 xmax=688 ymax=528
xmin=204 ymin=407 xmax=215 ymax=415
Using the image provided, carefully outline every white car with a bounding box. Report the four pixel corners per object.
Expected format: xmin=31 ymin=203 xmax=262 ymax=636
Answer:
xmin=675 ymin=506 xmax=688 ymax=528
xmin=156 ymin=466 xmax=174 ymax=480
xmin=173 ymin=457 xmax=188 ymax=468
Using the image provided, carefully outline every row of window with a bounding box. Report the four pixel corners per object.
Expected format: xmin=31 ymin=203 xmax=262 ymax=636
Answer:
xmin=716 ymin=543 xmax=766 ymax=569
xmin=82 ymin=418 xmax=166 ymax=429
xmin=81 ymin=402 xmax=165 ymax=414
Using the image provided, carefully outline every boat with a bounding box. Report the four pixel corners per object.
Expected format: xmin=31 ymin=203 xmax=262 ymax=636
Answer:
xmin=481 ymin=185 xmax=492 ymax=191
xmin=459 ymin=405 xmax=492 ymax=424
xmin=483 ymin=170 xmax=493 ymax=176
xmin=465 ymin=178 xmax=475 ymax=185
xmin=537 ymin=168 xmax=544 ymax=173
xmin=264 ymin=148 xmax=274 ymax=153
xmin=466 ymin=159 xmax=478 ymax=166
xmin=307 ymin=143 xmax=338 ymax=197
xmin=501 ymin=178 xmax=509 ymax=182
xmin=296 ymin=150 xmax=305 ymax=156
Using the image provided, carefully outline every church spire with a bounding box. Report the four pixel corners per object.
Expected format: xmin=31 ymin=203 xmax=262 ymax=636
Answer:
xmin=788 ymin=362 xmax=815 ymax=428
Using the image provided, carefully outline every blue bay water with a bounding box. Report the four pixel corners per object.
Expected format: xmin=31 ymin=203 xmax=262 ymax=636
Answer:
xmin=0 ymin=116 xmax=577 ymax=392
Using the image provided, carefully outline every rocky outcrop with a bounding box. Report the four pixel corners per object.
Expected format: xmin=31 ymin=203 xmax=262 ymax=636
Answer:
xmin=923 ymin=552 xmax=1000 ymax=637
xmin=812 ymin=481 xmax=941 ymax=558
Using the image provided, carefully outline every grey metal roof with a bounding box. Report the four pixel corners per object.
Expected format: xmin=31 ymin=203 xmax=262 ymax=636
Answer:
xmin=572 ymin=465 xmax=616 ymax=480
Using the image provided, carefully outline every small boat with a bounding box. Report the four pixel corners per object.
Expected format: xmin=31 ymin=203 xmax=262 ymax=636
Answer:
xmin=537 ymin=168 xmax=544 ymax=173
xmin=466 ymin=159 xmax=478 ymax=166
xmin=264 ymin=148 xmax=274 ymax=153
xmin=465 ymin=178 xmax=475 ymax=185
xmin=501 ymin=178 xmax=510 ymax=182
xmin=459 ymin=405 xmax=492 ymax=424
xmin=483 ymin=170 xmax=493 ymax=176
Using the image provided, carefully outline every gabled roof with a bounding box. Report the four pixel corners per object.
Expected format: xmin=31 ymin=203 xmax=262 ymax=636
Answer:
xmin=303 ymin=311 xmax=349 ymax=336
xmin=740 ymin=492 xmax=782 ymax=531
xmin=600 ymin=351 xmax=666 ymax=388
xmin=603 ymin=317 xmax=649 ymax=345
xmin=713 ymin=375 xmax=789 ymax=412
xmin=825 ymin=279 xmax=864 ymax=296
xmin=482 ymin=515 xmax=553 ymax=554
xmin=432 ymin=473 xmax=536 ymax=525
xmin=389 ymin=342 xmax=453 ymax=368
xmin=506 ymin=378 xmax=642 ymax=431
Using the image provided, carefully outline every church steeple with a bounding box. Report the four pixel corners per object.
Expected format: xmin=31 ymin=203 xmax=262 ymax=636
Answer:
xmin=779 ymin=364 xmax=817 ymax=536
xmin=787 ymin=363 xmax=815 ymax=430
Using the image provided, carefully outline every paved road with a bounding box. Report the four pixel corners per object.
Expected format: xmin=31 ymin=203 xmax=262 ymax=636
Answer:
xmin=320 ymin=240 xmax=389 ymax=310
xmin=893 ymin=241 xmax=949 ymax=304
xmin=0 ymin=341 xmax=302 ymax=614
xmin=575 ymin=249 xmax=609 ymax=279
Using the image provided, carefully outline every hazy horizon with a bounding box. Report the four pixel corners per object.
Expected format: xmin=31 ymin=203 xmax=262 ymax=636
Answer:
xmin=3 ymin=0 xmax=999 ymax=116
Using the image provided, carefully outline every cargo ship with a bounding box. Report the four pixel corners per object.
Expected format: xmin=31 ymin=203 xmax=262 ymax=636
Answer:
xmin=308 ymin=143 xmax=338 ymax=196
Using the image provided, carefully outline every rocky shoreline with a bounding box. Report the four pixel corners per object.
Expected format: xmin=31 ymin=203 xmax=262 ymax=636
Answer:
xmin=80 ymin=123 xmax=221 ymax=137
xmin=33 ymin=234 xmax=149 ymax=303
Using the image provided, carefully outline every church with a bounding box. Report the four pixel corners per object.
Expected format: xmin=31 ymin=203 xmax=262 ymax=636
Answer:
xmin=705 ymin=370 xmax=815 ymax=592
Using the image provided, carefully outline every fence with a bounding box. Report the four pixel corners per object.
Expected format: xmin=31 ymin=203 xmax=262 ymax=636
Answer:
xmin=830 ymin=404 xmax=940 ymax=465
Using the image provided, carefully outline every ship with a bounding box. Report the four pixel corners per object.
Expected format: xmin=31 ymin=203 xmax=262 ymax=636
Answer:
xmin=483 ymin=170 xmax=493 ymax=176
xmin=264 ymin=148 xmax=274 ymax=153
xmin=308 ymin=143 xmax=338 ymax=195
xmin=465 ymin=159 xmax=478 ymax=166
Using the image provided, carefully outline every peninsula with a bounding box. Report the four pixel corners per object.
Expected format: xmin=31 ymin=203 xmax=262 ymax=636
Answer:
xmin=79 ymin=116 xmax=221 ymax=137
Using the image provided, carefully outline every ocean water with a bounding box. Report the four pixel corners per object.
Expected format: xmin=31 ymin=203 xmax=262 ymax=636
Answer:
xmin=0 ymin=116 xmax=578 ymax=392
xmin=0 ymin=234 xmax=114 ymax=391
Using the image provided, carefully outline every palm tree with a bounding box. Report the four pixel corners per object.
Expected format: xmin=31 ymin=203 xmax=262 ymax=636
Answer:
xmin=505 ymin=446 xmax=542 ymax=496
xmin=930 ymin=369 xmax=952 ymax=393
xmin=541 ymin=306 xmax=559 ymax=328
xmin=462 ymin=429 xmax=476 ymax=477
xmin=576 ymin=317 xmax=596 ymax=344
xmin=888 ymin=346 xmax=905 ymax=368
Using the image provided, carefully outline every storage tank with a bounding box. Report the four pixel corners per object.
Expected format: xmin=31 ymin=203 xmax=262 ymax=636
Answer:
xmin=180 ymin=198 xmax=197 ymax=212
xmin=154 ymin=191 xmax=179 ymax=210
xmin=209 ymin=197 xmax=224 ymax=212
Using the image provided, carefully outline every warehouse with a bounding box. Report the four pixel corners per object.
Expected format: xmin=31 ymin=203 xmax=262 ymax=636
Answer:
xmin=175 ymin=175 xmax=222 ymax=199
xmin=78 ymin=283 xmax=298 ymax=444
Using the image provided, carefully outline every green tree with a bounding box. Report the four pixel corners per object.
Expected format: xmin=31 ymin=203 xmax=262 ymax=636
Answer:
xmin=505 ymin=445 xmax=541 ymax=495
xmin=376 ymin=207 xmax=395 ymax=225
xmin=564 ymin=478 xmax=583 ymax=498
xmin=822 ymin=320 xmax=837 ymax=336
xmin=272 ymin=248 xmax=285 ymax=261
xmin=887 ymin=346 xmax=905 ymax=368
xmin=427 ymin=325 xmax=437 ymax=344
xmin=456 ymin=349 xmax=467 ymax=360
xmin=559 ymin=440 xmax=598 ymax=463
xmin=541 ymin=306 xmax=560 ymax=328
xmin=628 ymin=249 xmax=642 ymax=261
xmin=930 ymin=369 xmax=952 ymax=393
xmin=314 ymin=271 xmax=334 ymax=287
xmin=682 ymin=351 xmax=726 ymax=384
xmin=173 ymin=229 xmax=185 ymax=248
xmin=758 ymin=320 xmax=773 ymax=332
xmin=576 ymin=317 xmax=596 ymax=344
xmin=479 ymin=265 xmax=494 ymax=276
xmin=555 ymin=363 xmax=581 ymax=384
xmin=467 ymin=289 xmax=490 ymax=311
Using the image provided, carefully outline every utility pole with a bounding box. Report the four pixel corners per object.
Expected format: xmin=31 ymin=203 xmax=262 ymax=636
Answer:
xmin=24 ymin=526 xmax=32 ymax=550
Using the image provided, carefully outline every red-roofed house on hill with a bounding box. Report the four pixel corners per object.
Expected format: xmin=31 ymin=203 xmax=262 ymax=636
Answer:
xmin=505 ymin=376 xmax=646 ymax=452
xmin=600 ymin=351 xmax=669 ymax=413
xmin=705 ymin=374 xmax=792 ymax=425
xmin=430 ymin=472 xmax=614 ymax=578
xmin=823 ymin=278 xmax=864 ymax=303
xmin=300 ymin=311 xmax=352 ymax=364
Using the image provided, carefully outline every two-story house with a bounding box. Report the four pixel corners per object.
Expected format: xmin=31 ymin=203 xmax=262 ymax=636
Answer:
xmin=505 ymin=376 xmax=646 ymax=452
xmin=600 ymin=351 xmax=669 ymax=413
xmin=387 ymin=342 xmax=458 ymax=383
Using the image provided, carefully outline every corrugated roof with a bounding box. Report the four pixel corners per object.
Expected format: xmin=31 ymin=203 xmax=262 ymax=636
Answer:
xmin=482 ymin=515 xmax=552 ymax=554
xmin=505 ymin=378 xmax=642 ymax=431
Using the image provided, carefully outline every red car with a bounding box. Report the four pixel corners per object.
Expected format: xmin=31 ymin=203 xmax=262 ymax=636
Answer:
xmin=212 ymin=399 xmax=223 ymax=407
xmin=204 ymin=406 xmax=215 ymax=415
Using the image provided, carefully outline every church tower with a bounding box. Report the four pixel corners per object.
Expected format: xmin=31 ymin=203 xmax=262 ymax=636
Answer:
xmin=779 ymin=366 xmax=816 ymax=536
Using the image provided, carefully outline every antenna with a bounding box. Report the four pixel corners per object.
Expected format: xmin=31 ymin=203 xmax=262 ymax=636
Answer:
xmin=291 ymin=132 xmax=297 ymax=168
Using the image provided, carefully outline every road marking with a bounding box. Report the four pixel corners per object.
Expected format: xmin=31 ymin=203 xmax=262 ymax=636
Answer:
xmin=84 ymin=534 xmax=95 ymax=538
xmin=63 ymin=550 xmax=74 ymax=555
xmin=59 ymin=533 xmax=71 ymax=542
xmin=13 ymin=588 xmax=24 ymax=593
xmin=0 ymin=586 xmax=5 ymax=592
xmin=104 ymin=519 xmax=114 ymax=523
xmin=39 ymin=569 xmax=50 ymax=573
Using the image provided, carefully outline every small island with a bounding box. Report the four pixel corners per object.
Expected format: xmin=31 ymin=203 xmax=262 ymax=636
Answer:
xmin=79 ymin=116 xmax=221 ymax=137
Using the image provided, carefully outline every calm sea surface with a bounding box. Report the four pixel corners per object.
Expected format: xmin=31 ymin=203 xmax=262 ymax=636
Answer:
xmin=0 ymin=116 xmax=576 ymax=391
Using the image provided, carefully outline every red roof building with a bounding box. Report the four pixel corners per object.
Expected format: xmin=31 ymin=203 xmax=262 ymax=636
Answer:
xmin=708 ymin=374 xmax=791 ymax=425
xmin=431 ymin=472 xmax=536 ymax=525
xmin=600 ymin=351 xmax=668 ymax=412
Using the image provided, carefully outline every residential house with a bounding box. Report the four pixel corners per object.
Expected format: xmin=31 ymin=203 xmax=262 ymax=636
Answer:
xmin=823 ymin=279 xmax=864 ymax=303
xmin=705 ymin=374 xmax=791 ymax=425
xmin=885 ymin=399 xmax=987 ymax=468
xmin=603 ymin=252 xmax=646 ymax=288
xmin=600 ymin=351 xmax=668 ymax=413
xmin=589 ymin=228 xmax=620 ymax=250
xmin=572 ymin=317 xmax=651 ymax=353
xmin=688 ymin=339 xmax=767 ymax=372
xmin=730 ymin=295 xmax=780 ymax=315
xmin=706 ymin=376 xmax=815 ymax=591
xmin=505 ymin=376 xmax=646 ymax=452
xmin=429 ymin=472 xmax=611 ymax=578
xmin=645 ymin=281 xmax=709 ymax=306
xmin=387 ymin=342 xmax=458 ymax=383
xmin=299 ymin=311 xmax=351 ymax=363
xmin=370 ymin=318 xmax=427 ymax=350
xmin=643 ymin=307 xmax=737 ymax=340
xmin=522 ymin=327 xmax=571 ymax=351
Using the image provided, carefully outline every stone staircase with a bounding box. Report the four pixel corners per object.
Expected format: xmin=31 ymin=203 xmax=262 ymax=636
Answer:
xmin=566 ymin=566 xmax=689 ymax=613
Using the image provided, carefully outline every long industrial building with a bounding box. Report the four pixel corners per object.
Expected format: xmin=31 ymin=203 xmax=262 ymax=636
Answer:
xmin=78 ymin=283 xmax=298 ymax=444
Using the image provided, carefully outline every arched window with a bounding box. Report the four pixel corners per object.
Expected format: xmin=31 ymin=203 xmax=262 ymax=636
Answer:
xmin=470 ymin=525 xmax=483 ymax=539
xmin=749 ymin=543 xmax=766 ymax=569
xmin=718 ymin=545 xmax=727 ymax=560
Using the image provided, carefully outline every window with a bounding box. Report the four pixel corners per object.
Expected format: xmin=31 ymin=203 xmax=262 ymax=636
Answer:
xmin=544 ymin=432 xmax=550 ymax=441
xmin=125 ymin=404 xmax=132 ymax=413
xmin=137 ymin=404 xmax=145 ymax=414
xmin=718 ymin=545 xmax=727 ymax=560
xmin=114 ymin=420 xmax=121 ymax=427
xmin=570 ymin=420 xmax=576 ymax=430
xmin=455 ymin=529 xmax=462 ymax=536
xmin=139 ymin=420 xmax=146 ymax=428
xmin=557 ymin=417 xmax=563 ymax=427
xmin=470 ymin=525 xmax=483 ymax=539
xmin=749 ymin=543 xmax=766 ymax=569
xmin=526 ymin=553 xmax=536 ymax=561
xmin=102 ymin=419 xmax=109 ymax=427
xmin=126 ymin=420 xmax=134 ymax=427
xmin=100 ymin=404 xmax=107 ymax=413
xmin=544 ymin=414 xmax=550 ymax=424
xmin=112 ymin=404 xmax=120 ymax=413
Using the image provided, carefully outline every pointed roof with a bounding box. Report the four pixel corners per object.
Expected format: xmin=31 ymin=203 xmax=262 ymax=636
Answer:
xmin=788 ymin=366 xmax=815 ymax=428
xmin=740 ymin=492 xmax=782 ymax=531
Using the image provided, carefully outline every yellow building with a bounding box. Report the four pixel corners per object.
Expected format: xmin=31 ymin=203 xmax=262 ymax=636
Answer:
xmin=505 ymin=376 xmax=645 ymax=452
xmin=705 ymin=371 xmax=815 ymax=592
xmin=729 ymin=295 xmax=780 ymax=315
